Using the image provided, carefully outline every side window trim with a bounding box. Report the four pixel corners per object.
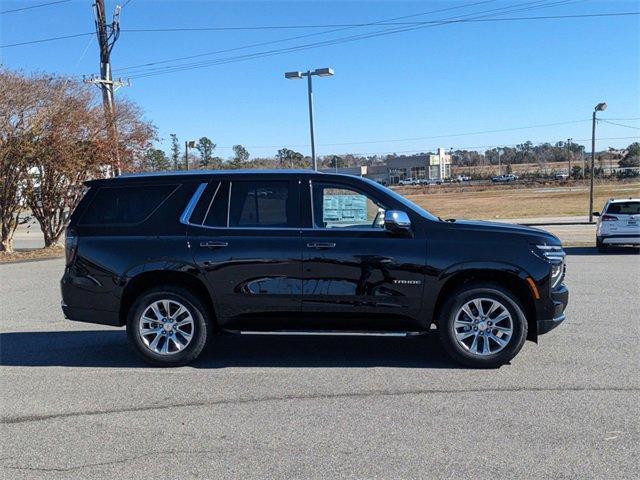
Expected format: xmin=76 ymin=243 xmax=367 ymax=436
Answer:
xmin=179 ymin=183 xmax=208 ymax=225
xmin=309 ymin=179 xmax=315 ymax=229
xmin=227 ymin=181 xmax=232 ymax=228
xmin=201 ymin=181 xmax=222 ymax=226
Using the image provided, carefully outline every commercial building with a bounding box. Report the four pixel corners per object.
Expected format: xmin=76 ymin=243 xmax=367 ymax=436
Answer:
xmin=320 ymin=148 xmax=452 ymax=185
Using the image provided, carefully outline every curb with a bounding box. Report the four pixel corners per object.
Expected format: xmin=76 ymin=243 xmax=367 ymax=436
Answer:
xmin=520 ymin=222 xmax=596 ymax=226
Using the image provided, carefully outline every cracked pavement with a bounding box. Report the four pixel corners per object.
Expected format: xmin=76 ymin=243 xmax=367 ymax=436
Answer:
xmin=1 ymin=247 xmax=639 ymax=479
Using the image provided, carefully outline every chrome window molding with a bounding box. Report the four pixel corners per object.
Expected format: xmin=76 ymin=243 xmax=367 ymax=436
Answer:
xmin=179 ymin=183 xmax=207 ymax=225
xmin=179 ymin=178 xmax=396 ymax=234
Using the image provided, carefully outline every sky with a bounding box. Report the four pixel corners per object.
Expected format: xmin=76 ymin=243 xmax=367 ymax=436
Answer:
xmin=1 ymin=0 xmax=639 ymax=159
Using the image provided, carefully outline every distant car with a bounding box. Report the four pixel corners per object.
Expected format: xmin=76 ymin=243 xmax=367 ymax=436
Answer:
xmin=555 ymin=172 xmax=569 ymax=181
xmin=491 ymin=174 xmax=518 ymax=183
xmin=594 ymin=198 xmax=640 ymax=252
xmin=398 ymin=178 xmax=416 ymax=186
xmin=455 ymin=175 xmax=471 ymax=182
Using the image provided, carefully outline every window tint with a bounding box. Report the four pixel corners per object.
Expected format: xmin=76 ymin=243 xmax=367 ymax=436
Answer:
xmin=606 ymin=202 xmax=640 ymax=215
xmin=229 ymin=181 xmax=295 ymax=228
xmin=312 ymin=182 xmax=386 ymax=229
xmin=189 ymin=181 xmax=229 ymax=227
xmin=203 ymin=181 xmax=229 ymax=227
xmin=80 ymin=184 xmax=177 ymax=225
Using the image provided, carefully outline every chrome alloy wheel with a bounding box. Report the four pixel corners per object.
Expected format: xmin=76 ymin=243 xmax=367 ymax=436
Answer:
xmin=453 ymin=298 xmax=513 ymax=356
xmin=138 ymin=299 xmax=194 ymax=355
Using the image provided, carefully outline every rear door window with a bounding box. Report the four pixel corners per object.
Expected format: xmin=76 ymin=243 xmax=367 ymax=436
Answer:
xmin=605 ymin=202 xmax=640 ymax=215
xmin=228 ymin=181 xmax=297 ymax=228
xmin=80 ymin=184 xmax=177 ymax=225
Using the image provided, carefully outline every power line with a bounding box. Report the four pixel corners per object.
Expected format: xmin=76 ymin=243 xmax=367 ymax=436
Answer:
xmin=213 ymin=119 xmax=593 ymax=150
xmin=0 ymin=0 xmax=69 ymax=15
xmin=123 ymin=0 xmax=586 ymax=78
xmin=0 ymin=32 xmax=93 ymax=48
xmin=121 ymin=12 xmax=640 ymax=33
xmin=319 ymin=137 xmax=640 ymax=157
xmin=1 ymin=0 xmax=496 ymax=50
xmin=600 ymin=120 xmax=640 ymax=130
xmin=114 ymin=0 xmax=501 ymax=73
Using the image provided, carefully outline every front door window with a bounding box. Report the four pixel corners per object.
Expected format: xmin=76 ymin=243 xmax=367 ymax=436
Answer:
xmin=312 ymin=182 xmax=386 ymax=229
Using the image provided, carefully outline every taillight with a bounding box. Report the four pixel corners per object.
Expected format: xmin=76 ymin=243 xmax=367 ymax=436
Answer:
xmin=65 ymin=227 xmax=78 ymax=266
xmin=602 ymin=215 xmax=618 ymax=221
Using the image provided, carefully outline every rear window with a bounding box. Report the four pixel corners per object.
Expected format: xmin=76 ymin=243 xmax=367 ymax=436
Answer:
xmin=605 ymin=202 xmax=640 ymax=215
xmin=80 ymin=184 xmax=177 ymax=225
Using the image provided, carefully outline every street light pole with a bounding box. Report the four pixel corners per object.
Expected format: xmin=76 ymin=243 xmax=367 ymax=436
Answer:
xmin=589 ymin=102 xmax=607 ymax=222
xmin=285 ymin=67 xmax=334 ymax=171
xmin=306 ymin=72 xmax=317 ymax=170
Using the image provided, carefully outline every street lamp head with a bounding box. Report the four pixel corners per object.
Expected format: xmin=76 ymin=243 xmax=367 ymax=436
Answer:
xmin=595 ymin=102 xmax=607 ymax=112
xmin=313 ymin=67 xmax=334 ymax=77
xmin=285 ymin=71 xmax=303 ymax=80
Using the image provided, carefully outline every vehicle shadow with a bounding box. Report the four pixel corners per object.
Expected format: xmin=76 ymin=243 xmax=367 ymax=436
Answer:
xmin=0 ymin=330 xmax=462 ymax=369
xmin=565 ymin=246 xmax=639 ymax=256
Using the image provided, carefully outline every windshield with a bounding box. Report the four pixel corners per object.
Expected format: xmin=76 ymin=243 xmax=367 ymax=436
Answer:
xmin=360 ymin=177 xmax=440 ymax=221
xmin=606 ymin=201 xmax=640 ymax=215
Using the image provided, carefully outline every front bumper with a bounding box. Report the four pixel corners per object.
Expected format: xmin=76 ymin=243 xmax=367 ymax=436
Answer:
xmin=537 ymin=284 xmax=568 ymax=335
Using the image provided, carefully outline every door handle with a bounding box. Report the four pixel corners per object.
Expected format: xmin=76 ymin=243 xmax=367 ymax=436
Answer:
xmin=307 ymin=242 xmax=336 ymax=249
xmin=200 ymin=241 xmax=228 ymax=249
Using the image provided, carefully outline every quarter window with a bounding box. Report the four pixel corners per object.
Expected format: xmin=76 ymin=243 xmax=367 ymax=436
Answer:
xmin=80 ymin=184 xmax=177 ymax=225
xmin=312 ymin=182 xmax=386 ymax=229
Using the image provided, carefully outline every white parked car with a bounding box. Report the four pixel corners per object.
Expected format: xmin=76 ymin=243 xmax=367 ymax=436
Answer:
xmin=398 ymin=178 xmax=416 ymax=186
xmin=594 ymin=198 xmax=640 ymax=252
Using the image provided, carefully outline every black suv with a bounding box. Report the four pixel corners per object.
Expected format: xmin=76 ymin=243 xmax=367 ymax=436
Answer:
xmin=61 ymin=170 xmax=568 ymax=368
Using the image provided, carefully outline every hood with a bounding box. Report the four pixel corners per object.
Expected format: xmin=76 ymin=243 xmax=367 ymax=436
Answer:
xmin=444 ymin=219 xmax=561 ymax=245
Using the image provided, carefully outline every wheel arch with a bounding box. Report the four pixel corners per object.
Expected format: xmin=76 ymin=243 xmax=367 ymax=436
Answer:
xmin=432 ymin=267 xmax=538 ymax=341
xmin=119 ymin=269 xmax=216 ymax=328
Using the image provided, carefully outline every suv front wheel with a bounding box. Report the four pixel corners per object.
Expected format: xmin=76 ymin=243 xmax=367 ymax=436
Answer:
xmin=438 ymin=284 xmax=528 ymax=368
xmin=126 ymin=286 xmax=211 ymax=366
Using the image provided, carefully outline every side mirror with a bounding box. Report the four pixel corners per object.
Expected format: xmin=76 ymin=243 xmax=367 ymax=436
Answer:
xmin=384 ymin=210 xmax=411 ymax=233
xmin=592 ymin=211 xmax=600 ymax=217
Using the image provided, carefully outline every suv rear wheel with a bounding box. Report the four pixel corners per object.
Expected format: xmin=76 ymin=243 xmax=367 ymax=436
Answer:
xmin=438 ymin=284 xmax=528 ymax=368
xmin=126 ymin=286 xmax=211 ymax=366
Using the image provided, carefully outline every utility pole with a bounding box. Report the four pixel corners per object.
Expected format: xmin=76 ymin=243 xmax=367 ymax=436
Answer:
xmin=589 ymin=102 xmax=607 ymax=222
xmin=184 ymin=140 xmax=195 ymax=170
xmin=85 ymin=0 xmax=127 ymax=176
xmin=567 ymin=138 xmax=572 ymax=179
xmin=581 ymin=146 xmax=585 ymax=178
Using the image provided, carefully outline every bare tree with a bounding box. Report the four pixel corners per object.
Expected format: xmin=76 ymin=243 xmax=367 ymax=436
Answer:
xmin=0 ymin=70 xmax=50 ymax=252
xmin=1 ymin=71 xmax=157 ymax=249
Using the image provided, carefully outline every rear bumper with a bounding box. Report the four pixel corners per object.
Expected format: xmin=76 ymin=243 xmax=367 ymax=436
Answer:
xmin=537 ymin=284 xmax=568 ymax=335
xmin=61 ymin=302 xmax=120 ymax=327
xmin=599 ymin=234 xmax=640 ymax=245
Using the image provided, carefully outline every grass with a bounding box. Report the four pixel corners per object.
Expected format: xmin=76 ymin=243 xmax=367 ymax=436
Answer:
xmin=0 ymin=246 xmax=64 ymax=264
xmin=400 ymin=180 xmax=640 ymax=220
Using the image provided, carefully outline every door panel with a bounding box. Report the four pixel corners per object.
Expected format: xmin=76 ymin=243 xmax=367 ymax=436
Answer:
xmin=301 ymin=180 xmax=427 ymax=330
xmin=302 ymin=230 xmax=426 ymax=328
xmin=187 ymin=178 xmax=303 ymax=328
xmin=189 ymin=228 xmax=302 ymax=326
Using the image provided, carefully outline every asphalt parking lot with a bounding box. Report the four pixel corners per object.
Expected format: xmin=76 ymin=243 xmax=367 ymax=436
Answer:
xmin=1 ymin=248 xmax=639 ymax=479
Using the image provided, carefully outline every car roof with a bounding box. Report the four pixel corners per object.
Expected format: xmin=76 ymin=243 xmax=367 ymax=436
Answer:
xmin=607 ymin=198 xmax=640 ymax=203
xmin=85 ymin=169 xmax=361 ymax=186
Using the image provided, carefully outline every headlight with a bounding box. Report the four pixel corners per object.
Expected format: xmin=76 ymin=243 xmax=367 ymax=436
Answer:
xmin=533 ymin=244 xmax=566 ymax=288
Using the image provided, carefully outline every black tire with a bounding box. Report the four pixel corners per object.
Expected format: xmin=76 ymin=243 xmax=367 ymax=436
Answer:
xmin=596 ymin=237 xmax=607 ymax=253
xmin=126 ymin=285 xmax=211 ymax=367
xmin=438 ymin=283 xmax=528 ymax=368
